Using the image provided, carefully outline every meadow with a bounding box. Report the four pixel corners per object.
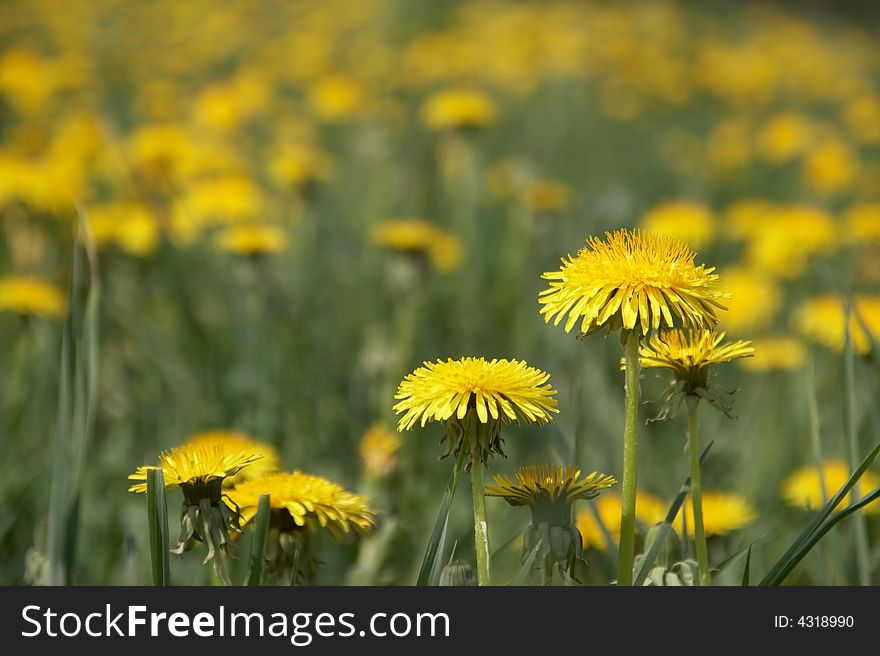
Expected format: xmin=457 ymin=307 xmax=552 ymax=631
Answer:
xmin=1 ymin=0 xmax=880 ymax=587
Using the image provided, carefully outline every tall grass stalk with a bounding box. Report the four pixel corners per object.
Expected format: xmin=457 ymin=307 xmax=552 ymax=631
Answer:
xmin=146 ymin=468 xmax=171 ymax=585
xmin=617 ymin=332 xmax=640 ymax=586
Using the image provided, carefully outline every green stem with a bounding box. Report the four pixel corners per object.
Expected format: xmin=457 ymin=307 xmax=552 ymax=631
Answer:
xmin=470 ymin=459 xmax=491 ymax=586
xmin=618 ymin=331 xmax=640 ymax=586
xmin=687 ymin=400 xmax=711 ymax=586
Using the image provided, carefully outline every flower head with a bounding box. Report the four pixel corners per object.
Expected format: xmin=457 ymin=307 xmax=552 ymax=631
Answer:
xmin=371 ymin=219 xmax=463 ymax=272
xmin=640 ymin=200 xmax=716 ymax=249
xmin=229 ymin=471 xmax=375 ymax=541
xmin=782 ymin=460 xmax=880 ymax=515
xmin=182 ymin=430 xmax=281 ymax=485
xmin=738 ymin=336 xmax=806 ymax=372
xmin=422 ymin=88 xmax=497 ymax=131
xmin=215 ymin=224 xmax=288 ymax=255
xmin=676 ymin=491 xmax=757 ymax=537
xmin=394 ymin=357 xmax=557 ymax=464
xmin=0 ymin=276 xmax=66 ymax=317
xmin=539 ymin=229 xmax=726 ymax=341
xmin=128 ymin=444 xmax=263 ymax=496
xmin=486 ymin=465 xmax=616 ymax=508
xmin=576 ymin=491 xmax=667 ymax=550
xmin=794 ymin=295 xmax=880 ymax=354
xmin=521 ymin=180 xmax=571 ymax=214
xmin=359 ymin=424 xmax=402 ymax=479
xmin=719 ymin=268 xmax=782 ymax=335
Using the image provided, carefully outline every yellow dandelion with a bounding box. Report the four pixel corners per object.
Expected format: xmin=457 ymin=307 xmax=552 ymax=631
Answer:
xmin=539 ymin=229 xmax=727 ymax=339
xmin=723 ymin=199 xmax=775 ymax=241
xmin=783 ymin=460 xmax=880 ymax=515
xmin=638 ymin=329 xmax=754 ymax=393
xmin=676 ymin=491 xmax=757 ymax=537
xmin=422 ymin=87 xmax=497 ymax=131
xmin=269 ymin=144 xmax=332 ymax=189
xmin=0 ymin=276 xmax=66 ymax=318
xmin=738 ymin=336 xmax=807 ymax=372
xmin=359 ymin=424 xmax=402 ymax=479
xmin=370 ymin=219 xmax=463 ymax=272
xmin=521 ymin=180 xmax=571 ymax=214
xmin=486 ymin=465 xmax=616 ymax=507
xmin=576 ymin=491 xmax=667 ymax=550
xmin=844 ymin=202 xmax=880 ymax=245
xmin=756 ymin=112 xmax=815 ymax=164
xmin=308 ymin=74 xmax=365 ymax=122
xmin=719 ymin=268 xmax=782 ymax=335
xmin=706 ymin=116 xmax=752 ymax=172
xmin=803 ymin=136 xmax=859 ymax=195
xmin=640 ymin=200 xmax=716 ymax=250
xmin=794 ymin=295 xmax=880 ymax=354
xmin=183 ymin=430 xmax=281 ymax=485
xmin=744 ymin=205 xmax=836 ymax=278
xmin=843 ymin=94 xmax=880 ymax=144
xmin=215 ymin=224 xmax=288 ymax=256
xmin=229 ymin=471 xmax=375 ymax=541
xmin=128 ymin=444 xmax=263 ymax=494
xmin=86 ymin=202 xmax=161 ymax=257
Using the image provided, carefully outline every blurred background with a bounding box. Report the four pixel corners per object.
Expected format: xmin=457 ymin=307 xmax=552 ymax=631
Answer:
xmin=1 ymin=0 xmax=879 ymax=586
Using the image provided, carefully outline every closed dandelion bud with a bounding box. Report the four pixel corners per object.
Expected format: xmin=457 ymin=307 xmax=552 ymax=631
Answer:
xmin=439 ymin=560 xmax=477 ymax=586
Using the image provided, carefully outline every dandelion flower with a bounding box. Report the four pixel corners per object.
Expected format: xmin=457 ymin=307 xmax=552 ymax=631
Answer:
xmin=783 ymin=460 xmax=880 ymax=515
xmin=0 ymin=276 xmax=66 ymax=318
xmin=738 ymin=336 xmax=807 ymax=372
xmin=719 ymin=268 xmax=782 ymax=335
xmin=723 ymin=199 xmax=775 ymax=241
xmin=576 ymin=491 xmax=667 ymax=550
xmin=359 ymin=424 xmax=402 ymax=479
xmin=229 ymin=471 xmax=375 ymax=540
xmin=371 ymin=219 xmax=463 ymax=272
xmin=521 ymin=180 xmax=571 ymax=214
xmin=487 ymin=465 xmax=615 ymax=582
xmin=803 ymin=136 xmax=858 ymax=195
xmin=422 ymin=88 xmax=497 ymax=131
xmin=744 ymin=205 xmax=836 ymax=278
xmin=308 ymin=74 xmax=365 ymax=122
xmin=794 ymin=295 xmax=880 ymax=354
xmin=183 ymin=430 xmax=281 ymax=485
xmin=844 ymin=202 xmax=880 ymax=245
xmin=539 ymin=229 xmax=727 ymax=339
xmin=676 ymin=491 xmax=757 ymax=537
xmin=640 ymin=200 xmax=716 ymax=250
xmin=486 ymin=466 xmax=616 ymax=508
xmin=756 ymin=112 xmax=815 ymax=164
xmin=394 ymin=357 xmax=557 ymax=462
xmin=215 ymin=224 xmax=288 ymax=255
xmin=86 ymin=202 xmax=161 ymax=257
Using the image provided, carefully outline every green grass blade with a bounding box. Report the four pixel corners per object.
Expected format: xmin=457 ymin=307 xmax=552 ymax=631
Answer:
xmin=146 ymin=468 xmax=171 ymax=586
xmin=759 ymin=440 xmax=880 ymax=585
xmin=766 ymin=487 xmax=880 ymax=586
xmin=712 ymin=535 xmax=766 ymax=575
xmin=417 ymin=448 xmax=466 ymax=586
xmin=741 ymin=546 xmax=751 ymax=587
xmin=245 ymin=494 xmax=271 ymax=586
xmin=632 ymin=441 xmax=713 ymax=586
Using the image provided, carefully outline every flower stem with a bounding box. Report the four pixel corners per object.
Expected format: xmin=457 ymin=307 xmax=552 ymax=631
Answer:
xmin=617 ymin=331 xmax=640 ymax=586
xmin=470 ymin=459 xmax=491 ymax=586
xmin=687 ymin=400 xmax=711 ymax=586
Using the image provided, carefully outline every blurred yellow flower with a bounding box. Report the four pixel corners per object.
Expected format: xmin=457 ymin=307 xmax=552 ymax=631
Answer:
xmin=744 ymin=205 xmax=836 ymax=278
xmin=308 ymin=74 xmax=365 ymax=122
xmin=640 ymin=200 xmax=715 ymax=250
xmin=422 ymin=87 xmax=497 ymax=130
xmin=370 ymin=219 xmax=463 ymax=272
xmin=676 ymin=491 xmax=757 ymax=537
xmin=738 ymin=336 xmax=807 ymax=372
xmin=843 ymin=94 xmax=880 ymax=144
xmin=86 ymin=202 xmax=161 ymax=257
xmin=719 ymin=268 xmax=782 ymax=335
xmin=183 ymin=430 xmax=281 ymax=485
xmin=706 ymin=116 xmax=752 ymax=172
xmin=723 ymin=199 xmax=775 ymax=241
xmin=521 ymin=180 xmax=571 ymax=214
xmin=229 ymin=471 xmax=375 ymax=540
xmin=215 ymin=224 xmax=288 ymax=255
xmin=843 ymin=202 xmax=880 ymax=244
xmin=540 ymin=229 xmax=727 ymax=338
xmin=756 ymin=112 xmax=814 ymax=164
xmin=269 ymin=144 xmax=332 ymax=189
xmin=782 ymin=460 xmax=880 ymax=514
xmin=794 ymin=295 xmax=880 ymax=354
xmin=0 ymin=276 xmax=66 ymax=318
xmin=359 ymin=424 xmax=402 ymax=479
xmin=576 ymin=491 xmax=667 ymax=550
xmin=803 ymin=136 xmax=858 ymax=195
